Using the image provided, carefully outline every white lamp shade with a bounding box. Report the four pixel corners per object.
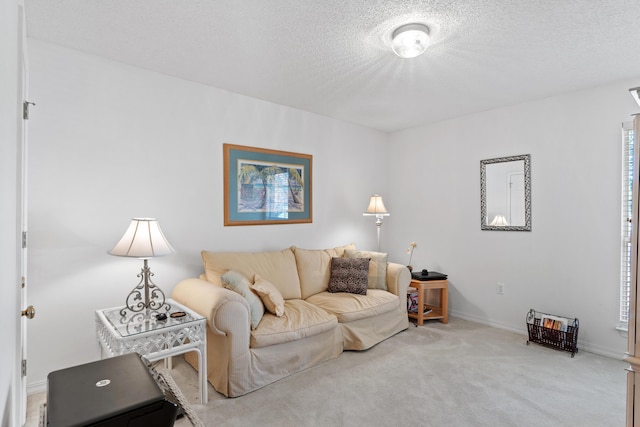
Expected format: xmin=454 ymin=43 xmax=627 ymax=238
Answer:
xmin=489 ymin=215 xmax=509 ymax=226
xmin=109 ymin=218 xmax=174 ymax=258
xmin=363 ymin=194 xmax=390 ymax=216
xmin=392 ymin=23 xmax=430 ymax=59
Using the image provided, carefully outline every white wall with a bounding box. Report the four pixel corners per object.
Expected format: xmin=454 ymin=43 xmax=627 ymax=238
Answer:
xmin=26 ymin=37 xmax=639 ymax=391
xmin=26 ymin=40 xmax=391 ymax=387
xmin=388 ymin=79 xmax=640 ymax=357
xmin=1 ymin=0 xmax=21 ymax=425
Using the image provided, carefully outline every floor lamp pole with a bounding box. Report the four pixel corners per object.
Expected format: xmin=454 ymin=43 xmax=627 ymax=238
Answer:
xmin=375 ymin=216 xmax=383 ymax=252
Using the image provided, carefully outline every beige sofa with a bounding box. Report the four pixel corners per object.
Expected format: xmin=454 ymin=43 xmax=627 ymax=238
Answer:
xmin=171 ymin=244 xmax=411 ymax=397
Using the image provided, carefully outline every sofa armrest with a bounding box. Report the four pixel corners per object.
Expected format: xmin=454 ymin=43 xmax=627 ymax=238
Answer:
xmin=171 ymin=278 xmax=251 ymax=335
xmin=386 ymin=262 xmax=411 ymax=300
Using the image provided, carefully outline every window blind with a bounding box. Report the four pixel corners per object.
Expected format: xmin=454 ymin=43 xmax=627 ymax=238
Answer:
xmin=621 ymin=122 xmax=634 ymax=325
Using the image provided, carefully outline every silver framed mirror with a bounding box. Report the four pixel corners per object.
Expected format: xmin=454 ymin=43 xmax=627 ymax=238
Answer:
xmin=480 ymin=154 xmax=531 ymax=231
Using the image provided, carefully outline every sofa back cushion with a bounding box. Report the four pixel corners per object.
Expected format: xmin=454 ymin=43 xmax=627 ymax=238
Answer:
xmin=201 ymin=248 xmax=302 ymax=300
xmin=292 ymin=244 xmax=355 ymax=299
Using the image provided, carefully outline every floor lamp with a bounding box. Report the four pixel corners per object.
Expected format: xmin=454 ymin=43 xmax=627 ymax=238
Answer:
xmin=363 ymin=194 xmax=390 ymax=252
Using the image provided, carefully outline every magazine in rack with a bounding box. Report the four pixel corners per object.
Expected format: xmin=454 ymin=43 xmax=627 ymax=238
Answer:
xmin=409 ymin=305 xmax=433 ymax=315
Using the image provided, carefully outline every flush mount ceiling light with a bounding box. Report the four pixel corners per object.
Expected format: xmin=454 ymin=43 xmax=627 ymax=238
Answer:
xmin=391 ymin=23 xmax=430 ymax=59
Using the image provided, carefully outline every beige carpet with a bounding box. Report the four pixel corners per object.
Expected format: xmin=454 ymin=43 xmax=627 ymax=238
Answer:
xmin=27 ymin=318 xmax=626 ymax=426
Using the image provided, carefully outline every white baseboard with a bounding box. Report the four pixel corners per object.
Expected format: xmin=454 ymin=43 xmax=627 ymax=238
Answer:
xmin=27 ymin=379 xmax=46 ymax=395
xmin=449 ymin=310 xmax=626 ymax=361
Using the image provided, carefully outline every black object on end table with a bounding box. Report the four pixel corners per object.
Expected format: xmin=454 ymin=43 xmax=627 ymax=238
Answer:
xmin=411 ymin=270 xmax=448 ymax=281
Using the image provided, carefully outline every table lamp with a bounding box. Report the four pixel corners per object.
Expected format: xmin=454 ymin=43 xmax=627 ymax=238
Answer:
xmin=109 ymin=218 xmax=174 ymax=314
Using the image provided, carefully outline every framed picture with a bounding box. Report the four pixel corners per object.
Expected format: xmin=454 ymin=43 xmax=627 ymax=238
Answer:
xmin=223 ymin=144 xmax=312 ymax=226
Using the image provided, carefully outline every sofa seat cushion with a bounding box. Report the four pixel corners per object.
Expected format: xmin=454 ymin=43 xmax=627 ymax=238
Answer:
xmin=305 ymin=289 xmax=399 ymax=323
xmin=250 ymin=299 xmax=338 ymax=349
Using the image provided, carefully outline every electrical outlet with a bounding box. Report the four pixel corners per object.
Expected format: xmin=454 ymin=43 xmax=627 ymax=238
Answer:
xmin=497 ymin=283 xmax=505 ymax=295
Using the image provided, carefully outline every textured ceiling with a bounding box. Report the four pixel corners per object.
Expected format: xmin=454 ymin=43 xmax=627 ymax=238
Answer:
xmin=24 ymin=0 xmax=640 ymax=132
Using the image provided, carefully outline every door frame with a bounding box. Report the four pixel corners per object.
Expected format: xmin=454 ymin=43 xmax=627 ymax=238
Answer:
xmin=17 ymin=1 xmax=29 ymax=424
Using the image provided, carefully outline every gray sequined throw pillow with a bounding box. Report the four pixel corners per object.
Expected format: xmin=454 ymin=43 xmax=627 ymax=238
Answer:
xmin=328 ymin=257 xmax=370 ymax=295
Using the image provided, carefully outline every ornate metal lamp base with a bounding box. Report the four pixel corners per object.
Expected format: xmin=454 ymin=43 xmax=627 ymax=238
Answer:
xmin=120 ymin=259 xmax=171 ymax=316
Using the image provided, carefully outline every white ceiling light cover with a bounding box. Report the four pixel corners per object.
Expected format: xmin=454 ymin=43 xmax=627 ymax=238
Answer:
xmin=391 ymin=23 xmax=430 ymax=58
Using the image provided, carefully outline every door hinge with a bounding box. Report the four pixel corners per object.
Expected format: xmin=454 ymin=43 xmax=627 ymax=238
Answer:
xmin=23 ymin=101 xmax=35 ymax=120
xmin=21 ymin=276 xmax=25 ymax=289
xmin=21 ymin=360 xmax=27 ymax=377
xmin=22 ymin=231 xmax=27 ymax=249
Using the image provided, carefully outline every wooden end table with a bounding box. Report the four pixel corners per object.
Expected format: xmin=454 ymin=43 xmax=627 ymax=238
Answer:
xmin=409 ymin=275 xmax=449 ymax=326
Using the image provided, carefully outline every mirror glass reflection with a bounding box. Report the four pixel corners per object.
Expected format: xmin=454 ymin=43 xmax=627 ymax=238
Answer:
xmin=480 ymin=154 xmax=531 ymax=231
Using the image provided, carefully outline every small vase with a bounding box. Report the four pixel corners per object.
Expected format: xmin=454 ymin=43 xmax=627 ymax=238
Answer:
xmin=407 ymin=265 xmax=413 ymax=272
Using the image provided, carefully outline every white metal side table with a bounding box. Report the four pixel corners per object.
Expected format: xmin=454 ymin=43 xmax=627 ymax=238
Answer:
xmin=95 ymin=298 xmax=208 ymax=404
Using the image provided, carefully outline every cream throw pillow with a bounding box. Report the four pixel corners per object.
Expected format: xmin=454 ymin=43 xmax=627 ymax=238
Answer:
xmin=251 ymin=274 xmax=285 ymax=317
xmin=344 ymin=249 xmax=388 ymax=290
xmin=220 ymin=270 xmax=264 ymax=329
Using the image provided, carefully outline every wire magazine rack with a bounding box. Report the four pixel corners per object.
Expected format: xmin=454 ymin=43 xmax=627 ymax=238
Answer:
xmin=526 ymin=309 xmax=579 ymax=357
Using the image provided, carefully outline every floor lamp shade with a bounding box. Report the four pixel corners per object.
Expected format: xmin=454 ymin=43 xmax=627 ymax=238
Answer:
xmin=364 ymin=194 xmax=389 ymax=215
